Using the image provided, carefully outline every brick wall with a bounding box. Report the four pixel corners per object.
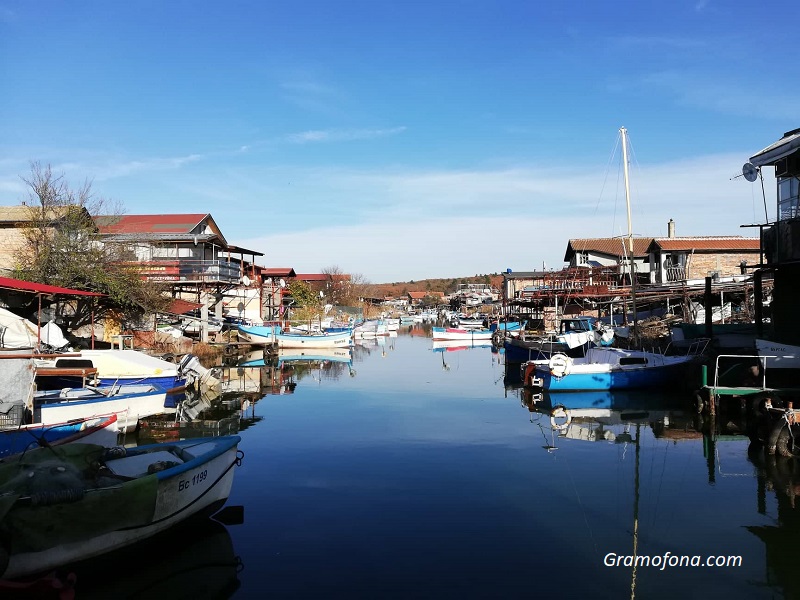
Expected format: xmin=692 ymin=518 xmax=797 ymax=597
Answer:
xmin=686 ymin=252 xmax=757 ymax=279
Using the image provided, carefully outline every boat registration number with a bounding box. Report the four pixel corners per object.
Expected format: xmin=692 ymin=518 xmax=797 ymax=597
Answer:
xmin=178 ymin=469 xmax=208 ymax=491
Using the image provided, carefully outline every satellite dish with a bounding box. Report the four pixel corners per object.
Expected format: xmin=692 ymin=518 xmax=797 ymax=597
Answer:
xmin=742 ymin=162 xmax=759 ymax=182
xmin=237 ymin=302 xmax=245 ymax=313
xmin=278 ymin=278 xmax=286 ymax=288
xmin=241 ymin=275 xmax=251 ymax=286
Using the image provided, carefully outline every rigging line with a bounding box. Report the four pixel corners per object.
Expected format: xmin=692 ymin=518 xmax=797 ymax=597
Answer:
xmin=649 ymin=440 xmax=670 ymax=535
xmin=562 ymin=451 xmax=601 ymax=561
xmin=594 ymin=133 xmax=622 ymax=217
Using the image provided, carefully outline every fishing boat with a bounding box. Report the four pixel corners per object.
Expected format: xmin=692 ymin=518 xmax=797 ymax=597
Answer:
xmin=0 ymin=435 xmax=243 ymax=579
xmin=520 ymin=343 xmax=708 ymax=392
xmin=0 ymin=414 xmax=119 ymax=459
xmin=35 ymin=349 xmax=186 ymax=392
xmin=502 ymin=316 xmax=614 ymax=362
xmin=431 ymin=327 xmax=494 ymax=342
xmin=754 ymin=338 xmax=800 ymax=369
xmin=34 ymin=383 xmax=168 ymax=433
xmin=235 ymin=323 xmax=283 ymax=344
xmin=273 ymin=330 xmax=352 ymax=349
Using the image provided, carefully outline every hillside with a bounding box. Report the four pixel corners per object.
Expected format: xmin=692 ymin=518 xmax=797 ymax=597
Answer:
xmin=370 ymin=274 xmax=505 ymax=299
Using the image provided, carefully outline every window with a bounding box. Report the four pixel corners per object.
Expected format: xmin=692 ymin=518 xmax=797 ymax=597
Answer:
xmin=778 ymin=176 xmax=800 ymax=221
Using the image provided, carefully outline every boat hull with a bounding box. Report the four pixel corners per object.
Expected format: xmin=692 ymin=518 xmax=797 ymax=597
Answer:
xmin=1 ymin=436 xmax=241 ymax=579
xmin=275 ymin=331 xmax=352 ymax=349
xmin=530 ymin=362 xmax=693 ymax=391
xmin=36 ymin=385 xmax=168 ymax=433
xmin=432 ymin=327 xmax=493 ymax=341
xmin=0 ymin=415 xmax=119 ymax=458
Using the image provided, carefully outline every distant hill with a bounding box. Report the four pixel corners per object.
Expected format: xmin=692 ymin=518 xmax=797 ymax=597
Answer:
xmin=370 ymin=274 xmax=504 ymax=299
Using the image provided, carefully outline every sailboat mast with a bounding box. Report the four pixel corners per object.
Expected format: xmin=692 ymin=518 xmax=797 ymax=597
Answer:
xmin=620 ymin=127 xmax=638 ymax=334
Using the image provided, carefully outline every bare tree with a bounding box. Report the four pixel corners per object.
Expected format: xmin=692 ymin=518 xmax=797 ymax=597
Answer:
xmin=13 ymin=162 xmax=170 ymax=330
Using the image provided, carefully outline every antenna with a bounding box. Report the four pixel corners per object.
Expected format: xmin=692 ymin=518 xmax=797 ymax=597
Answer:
xmin=742 ymin=162 xmax=759 ymax=182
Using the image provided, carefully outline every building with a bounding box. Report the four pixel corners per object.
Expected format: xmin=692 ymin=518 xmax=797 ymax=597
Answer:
xmin=747 ymin=127 xmax=800 ymax=342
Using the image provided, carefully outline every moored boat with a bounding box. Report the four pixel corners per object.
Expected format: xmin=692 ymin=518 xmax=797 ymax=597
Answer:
xmin=0 ymin=435 xmax=243 ymax=579
xmin=432 ymin=327 xmax=494 ymax=342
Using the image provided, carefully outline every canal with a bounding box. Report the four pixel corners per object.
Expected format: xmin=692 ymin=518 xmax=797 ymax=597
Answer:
xmin=71 ymin=328 xmax=795 ymax=599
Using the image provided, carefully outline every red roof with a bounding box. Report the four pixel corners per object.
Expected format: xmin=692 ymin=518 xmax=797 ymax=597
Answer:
xmin=262 ymin=268 xmax=296 ymax=277
xmin=649 ymin=237 xmax=760 ymax=251
xmin=0 ymin=276 xmax=104 ymax=296
xmin=94 ymin=214 xmax=209 ymax=234
xmin=295 ymin=274 xmax=329 ymax=281
xmin=566 ymin=238 xmax=653 ymax=259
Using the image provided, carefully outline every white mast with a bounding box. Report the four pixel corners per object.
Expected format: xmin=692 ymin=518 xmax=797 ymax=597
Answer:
xmin=620 ymin=127 xmax=638 ymax=334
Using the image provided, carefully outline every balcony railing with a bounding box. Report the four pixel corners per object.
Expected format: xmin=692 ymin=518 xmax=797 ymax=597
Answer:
xmin=129 ymin=259 xmax=242 ymax=283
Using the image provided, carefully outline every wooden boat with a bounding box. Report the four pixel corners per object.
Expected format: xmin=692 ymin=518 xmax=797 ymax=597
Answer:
xmin=235 ymin=323 xmax=283 ymax=344
xmin=0 ymin=414 xmax=119 ymax=459
xmin=0 ymin=435 xmax=243 ymax=579
xmin=273 ymin=330 xmax=352 ymax=349
xmin=431 ymin=327 xmax=494 ymax=341
xmin=34 ymin=384 xmax=168 ymax=433
xmin=755 ymin=338 xmax=800 ymax=369
xmin=520 ymin=343 xmax=708 ymax=392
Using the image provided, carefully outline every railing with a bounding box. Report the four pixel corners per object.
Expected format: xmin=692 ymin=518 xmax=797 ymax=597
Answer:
xmin=129 ymin=259 xmax=241 ymax=283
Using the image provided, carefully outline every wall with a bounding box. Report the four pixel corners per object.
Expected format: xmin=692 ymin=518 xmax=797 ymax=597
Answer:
xmin=686 ymin=252 xmax=757 ymax=280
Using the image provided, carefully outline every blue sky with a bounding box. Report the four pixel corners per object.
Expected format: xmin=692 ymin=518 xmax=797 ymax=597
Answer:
xmin=1 ymin=1 xmax=796 ymax=283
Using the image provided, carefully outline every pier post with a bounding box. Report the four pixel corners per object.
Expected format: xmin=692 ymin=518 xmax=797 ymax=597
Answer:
xmin=704 ymin=276 xmax=713 ymax=340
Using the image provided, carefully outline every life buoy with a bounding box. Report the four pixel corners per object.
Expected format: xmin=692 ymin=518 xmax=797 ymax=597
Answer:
xmin=548 ymin=353 xmax=572 ymax=378
xmin=550 ymin=405 xmax=572 ymax=430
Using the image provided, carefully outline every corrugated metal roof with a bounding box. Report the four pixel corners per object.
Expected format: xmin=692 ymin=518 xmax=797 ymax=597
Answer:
xmin=94 ymin=214 xmax=209 ymax=234
xmin=750 ymin=128 xmax=800 ymax=167
xmin=0 ymin=276 xmax=104 ymax=296
xmin=566 ymin=238 xmax=653 ymax=259
xmin=650 ymin=237 xmax=760 ymax=251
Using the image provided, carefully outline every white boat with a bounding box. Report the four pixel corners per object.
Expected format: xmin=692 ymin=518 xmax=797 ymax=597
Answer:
xmin=755 ymin=338 xmax=800 ymax=369
xmin=274 ymin=330 xmax=353 ymax=349
xmin=35 ymin=349 xmax=185 ymax=391
xmin=235 ymin=323 xmax=283 ymax=344
xmin=353 ymin=320 xmax=387 ymax=338
xmin=0 ymin=435 xmax=242 ymax=579
xmin=431 ymin=326 xmax=494 ymax=341
xmin=34 ymin=384 xmax=168 ymax=433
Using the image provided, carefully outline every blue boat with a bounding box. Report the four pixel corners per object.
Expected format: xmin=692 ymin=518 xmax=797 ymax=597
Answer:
xmin=521 ymin=345 xmax=707 ymax=392
xmin=236 ymin=323 xmax=283 ymax=344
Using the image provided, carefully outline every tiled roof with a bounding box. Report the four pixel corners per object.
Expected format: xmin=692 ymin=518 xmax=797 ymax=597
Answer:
xmin=566 ymin=238 xmax=653 ymax=259
xmin=295 ymin=273 xmax=329 ymax=281
xmin=262 ymin=268 xmax=296 ymax=277
xmin=94 ymin=214 xmax=209 ymax=234
xmin=650 ymin=237 xmax=760 ymax=251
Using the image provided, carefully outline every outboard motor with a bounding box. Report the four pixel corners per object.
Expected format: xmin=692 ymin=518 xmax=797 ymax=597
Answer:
xmin=177 ymin=354 xmax=221 ymax=392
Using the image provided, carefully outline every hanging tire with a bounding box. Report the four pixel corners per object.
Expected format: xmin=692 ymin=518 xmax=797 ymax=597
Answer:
xmin=776 ymin=425 xmax=799 ymax=458
xmin=767 ymin=420 xmax=787 ymax=456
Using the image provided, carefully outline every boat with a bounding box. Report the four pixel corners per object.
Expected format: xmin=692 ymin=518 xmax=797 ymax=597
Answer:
xmin=432 ymin=339 xmax=492 ymax=352
xmin=34 ymin=383 xmax=168 ymax=433
xmin=238 ymin=347 xmax=353 ymax=367
xmin=235 ymin=323 xmax=283 ymax=344
xmin=353 ymin=319 xmax=387 ymax=338
xmin=273 ymin=330 xmax=352 ymax=349
xmin=431 ymin=327 xmax=494 ymax=341
xmin=520 ymin=342 xmax=708 ymax=391
xmin=502 ymin=316 xmax=613 ymax=362
xmin=35 ymin=349 xmax=186 ymax=391
xmin=0 ymin=414 xmax=119 ymax=459
xmin=0 ymin=435 xmax=243 ymax=579
xmin=755 ymin=338 xmax=800 ymax=369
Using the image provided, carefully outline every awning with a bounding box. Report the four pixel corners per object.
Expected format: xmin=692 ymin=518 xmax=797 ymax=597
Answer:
xmin=0 ymin=276 xmax=105 ymax=297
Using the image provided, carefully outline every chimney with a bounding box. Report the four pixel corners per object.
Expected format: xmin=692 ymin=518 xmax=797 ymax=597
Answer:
xmin=667 ymin=219 xmax=675 ymax=238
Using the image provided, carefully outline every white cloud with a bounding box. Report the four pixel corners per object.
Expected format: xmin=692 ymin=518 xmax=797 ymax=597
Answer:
xmin=285 ymin=127 xmax=407 ymax=144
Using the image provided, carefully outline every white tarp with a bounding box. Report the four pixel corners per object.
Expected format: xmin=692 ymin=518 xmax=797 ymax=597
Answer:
xmin=0 ymin=307 xmax=70 ymax=349
xmin=0 ymin=306 xmax=38 ymax=349
xmin=0 ymin=358 xmax=35 ymax=414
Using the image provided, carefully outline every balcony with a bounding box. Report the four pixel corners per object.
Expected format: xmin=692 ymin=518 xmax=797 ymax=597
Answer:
xmin=130 ymin=259 xmax=242 ymax=283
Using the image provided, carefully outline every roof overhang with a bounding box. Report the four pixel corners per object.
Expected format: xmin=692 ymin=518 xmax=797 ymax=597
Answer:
xmin=0 ymin=276 xmax=105 ymax=297
xmin=750 ymin=128 xmax=800 ymax=167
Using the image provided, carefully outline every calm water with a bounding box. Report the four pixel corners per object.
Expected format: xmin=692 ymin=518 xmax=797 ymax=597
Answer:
xmin=69 ymin=328 xmax=796 ymax=599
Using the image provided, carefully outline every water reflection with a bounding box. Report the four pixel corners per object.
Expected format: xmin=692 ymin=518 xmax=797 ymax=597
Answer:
xmin=68 ymin=516 xmax=242 ymax=599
